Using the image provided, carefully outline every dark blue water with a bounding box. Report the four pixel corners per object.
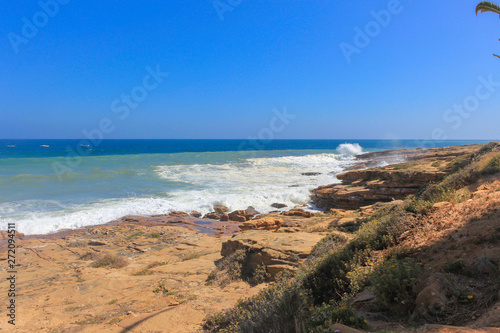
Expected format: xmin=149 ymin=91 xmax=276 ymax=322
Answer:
xmin=0 ymin=139 xmax=491 ymax=159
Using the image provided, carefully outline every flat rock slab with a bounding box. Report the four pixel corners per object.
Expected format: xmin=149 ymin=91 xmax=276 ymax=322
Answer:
xmin=221 ymin=230 xmax=324 ymax=277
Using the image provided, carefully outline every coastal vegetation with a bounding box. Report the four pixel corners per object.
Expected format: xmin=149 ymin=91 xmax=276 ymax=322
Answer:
xmin=204 ymin=143 xmax=500 ymax=332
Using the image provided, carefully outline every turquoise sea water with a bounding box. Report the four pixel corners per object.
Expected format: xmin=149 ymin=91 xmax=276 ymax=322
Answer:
xmin=0 ymin=139 xmax=490 ymax=235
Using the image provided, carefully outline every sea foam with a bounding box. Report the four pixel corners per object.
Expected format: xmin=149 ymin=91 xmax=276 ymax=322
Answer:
xmin=4 ymin=146 xmax=363 ymax=235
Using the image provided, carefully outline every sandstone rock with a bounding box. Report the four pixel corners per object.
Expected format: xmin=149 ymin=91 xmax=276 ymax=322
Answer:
xmin=431 ymin=201 xmax=454 ymax=211
xmin=281 ymin=208 xmax=314 ymax=218
xmin=203 ymin=212 xmax=220 ymax=220
xmin=271 ymin=203 xmax=287 ymax=209
xmin=169 ymin=211 xmax=190 ymax=217
xmin=190 ymin=211 xmax=202 ymax=218
xmin=245 ymin=206 xmax=260 ymax=218
xmin=266 ymin=264 xmax=297 ymax=277
xmin=473 ymin=256 xmax=497 ymax=274
xmin=350 ymin=289 xmax=385 ymax=312
xmin=228 ymin=210 xmax=247 ymax=222
xmin=213 ymin=205 xmax=229 ymax=214
xmin=88 ymin=240 xmax=107 ymax=246
xmin=312 ymin=169 xmax=447 ymax=210
xmin=471 ymin=301 xmax=500 ymax=328
xmin=239 ymin=217 xmax=283 ymax=232
xmin=220 ymin=213 xmax=229 ymax=222
xmin=329 ymin=208 xmax=348 ymax=217
xmin=413 ymin=273 xmax=455 ymax=319
xmin=231 ymin=215 xmax=246 ymax=222
xmin=221 ymin=230 xmax=323 ymax=278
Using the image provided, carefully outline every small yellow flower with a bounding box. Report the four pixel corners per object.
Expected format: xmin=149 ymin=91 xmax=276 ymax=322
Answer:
xmin=467 ymin=295 xmax=474 ymax=300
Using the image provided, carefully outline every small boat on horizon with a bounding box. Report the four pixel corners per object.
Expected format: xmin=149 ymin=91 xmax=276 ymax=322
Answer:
xmin=7 ymin=145 xmax=16 ymax=148
xmin=40 ymin=145 xmax=50 ymax=148
xmin=80 ymin=144 xmax=90 ymax=148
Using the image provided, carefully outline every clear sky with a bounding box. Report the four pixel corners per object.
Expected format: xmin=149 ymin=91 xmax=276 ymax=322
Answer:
xmin=1 ymin=0 xmax=499 ymax=140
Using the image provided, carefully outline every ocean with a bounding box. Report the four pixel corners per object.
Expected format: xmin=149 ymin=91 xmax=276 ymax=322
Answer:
xmin=0 ymin=139 xmax=490 ymax=235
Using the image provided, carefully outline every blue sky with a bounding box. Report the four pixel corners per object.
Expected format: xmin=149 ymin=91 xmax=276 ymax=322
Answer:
xmin=1 ymin=0 xmax=499 ymax=140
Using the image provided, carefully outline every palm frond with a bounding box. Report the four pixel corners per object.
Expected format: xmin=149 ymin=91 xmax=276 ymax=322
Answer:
xmin=476 ymin=1 xmax=500 ymax=15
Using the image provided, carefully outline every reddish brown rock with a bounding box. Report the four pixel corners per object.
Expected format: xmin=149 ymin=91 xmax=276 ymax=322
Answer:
xmin=244 ymin=206 xmax=260 ymax=218
xmin=213 ymin=205 xmax=229 ymax=214
xmin=312 ymin=170 xmax=447 ymax=210
xmin=219 ymin=213 xmax=229 ymax=221
xmin=203 ymin=212 xmax=220 ymax=220
xmin=271 ymin=203 xmax=287 ymax=209
xmin=239 ymin=217 xmax=283 ymax=232
xmin=280 ymin=208 xmax=314 ymax=218
xmin=228 ymin=210 xmax=247 ymax=222
xmin=169 ymin=211 xmax=190 ymax=217
xmin=190 ymin=211 xmax=202 ymax=218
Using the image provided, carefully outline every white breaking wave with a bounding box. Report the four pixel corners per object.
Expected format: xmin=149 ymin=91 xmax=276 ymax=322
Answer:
xmin=337 ymin=143 xmax=363 ymax=156
xmin=4 ymin=150 xmax=363 ymax=235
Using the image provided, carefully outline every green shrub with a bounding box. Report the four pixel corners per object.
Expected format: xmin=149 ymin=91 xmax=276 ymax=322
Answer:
xmin=308 ymin=303 xmax=368 ymax=330
xmin=206 ymin=249 xmax=247 ymax=286
xmin=369 ymin=258 xmax=418 ymax=314
xmin=127 ymin=232 xmax=144 ymax=239
xmin=204 ymin=278 xmax=310 ymax=332
xmin=310 ymin=233 xmax=348 ymax=259
xmin=91 ymin=254 xmax=128 ymax=269
xmin=443 ymin=259 xmax=465 ymax=274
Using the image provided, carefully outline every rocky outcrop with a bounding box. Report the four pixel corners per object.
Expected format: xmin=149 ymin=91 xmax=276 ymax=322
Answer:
xmin=221 ymin=231 xmax=323 ymax=278
xmin=203 ymin=212 xmax=221 ymax=220
xmin=271 ymin=203 xmax=287 ymax=209
xmin=239 ymin=217 xmax=283 ymax=232
xmin=213 ymin=205 xmax=229 ymax=214
xmin=228 ymin=207 xmax=260 ymax=222
xmin=190 ymin=210 xmax=202 ymax=218
xmin=312 ymin=169 xmax=446 ymax=210
xmin=311 ymin=145 xmax=481 ymax=210
xmin=281 ymin=208 xmax=314 ymax=218
xmin=169 ymin=211 xmax=190 ymax=217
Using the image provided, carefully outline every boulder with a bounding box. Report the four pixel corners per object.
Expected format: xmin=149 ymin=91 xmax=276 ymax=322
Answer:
xmin=350 ymin=289 xmax=385 ymax=312
xmin=245 ymin=206 xmax=260 ymax=218
xmin=281 ymin=208 xmax=314 ymax=218
xmin=221 ymin=230 xmax=323 ymax=279
xmin=219 ymin=213 xmax=230 ymax=222
xmin=203 ymin=212 xmax=220 ymax=220
xmin=271 ymin=203 xmax=287 ymax=209
xmin=228 ymin=210 xmax=247 ymax=222
xmin=239 ymin=217 xmax=283 ymax=232
xmin=473 ymin=256 xmax=497 ymax=275
xmin=413 ymin=273 xmax=455 ymax=319
xmin=213 ymin=205 xmax=229 ymax=214
xmin=190 ymin=211 xmax=202 ymax=218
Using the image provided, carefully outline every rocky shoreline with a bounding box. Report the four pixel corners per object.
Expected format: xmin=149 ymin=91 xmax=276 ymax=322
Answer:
xmin=1 ymin=143 xmax=498 ymax=332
